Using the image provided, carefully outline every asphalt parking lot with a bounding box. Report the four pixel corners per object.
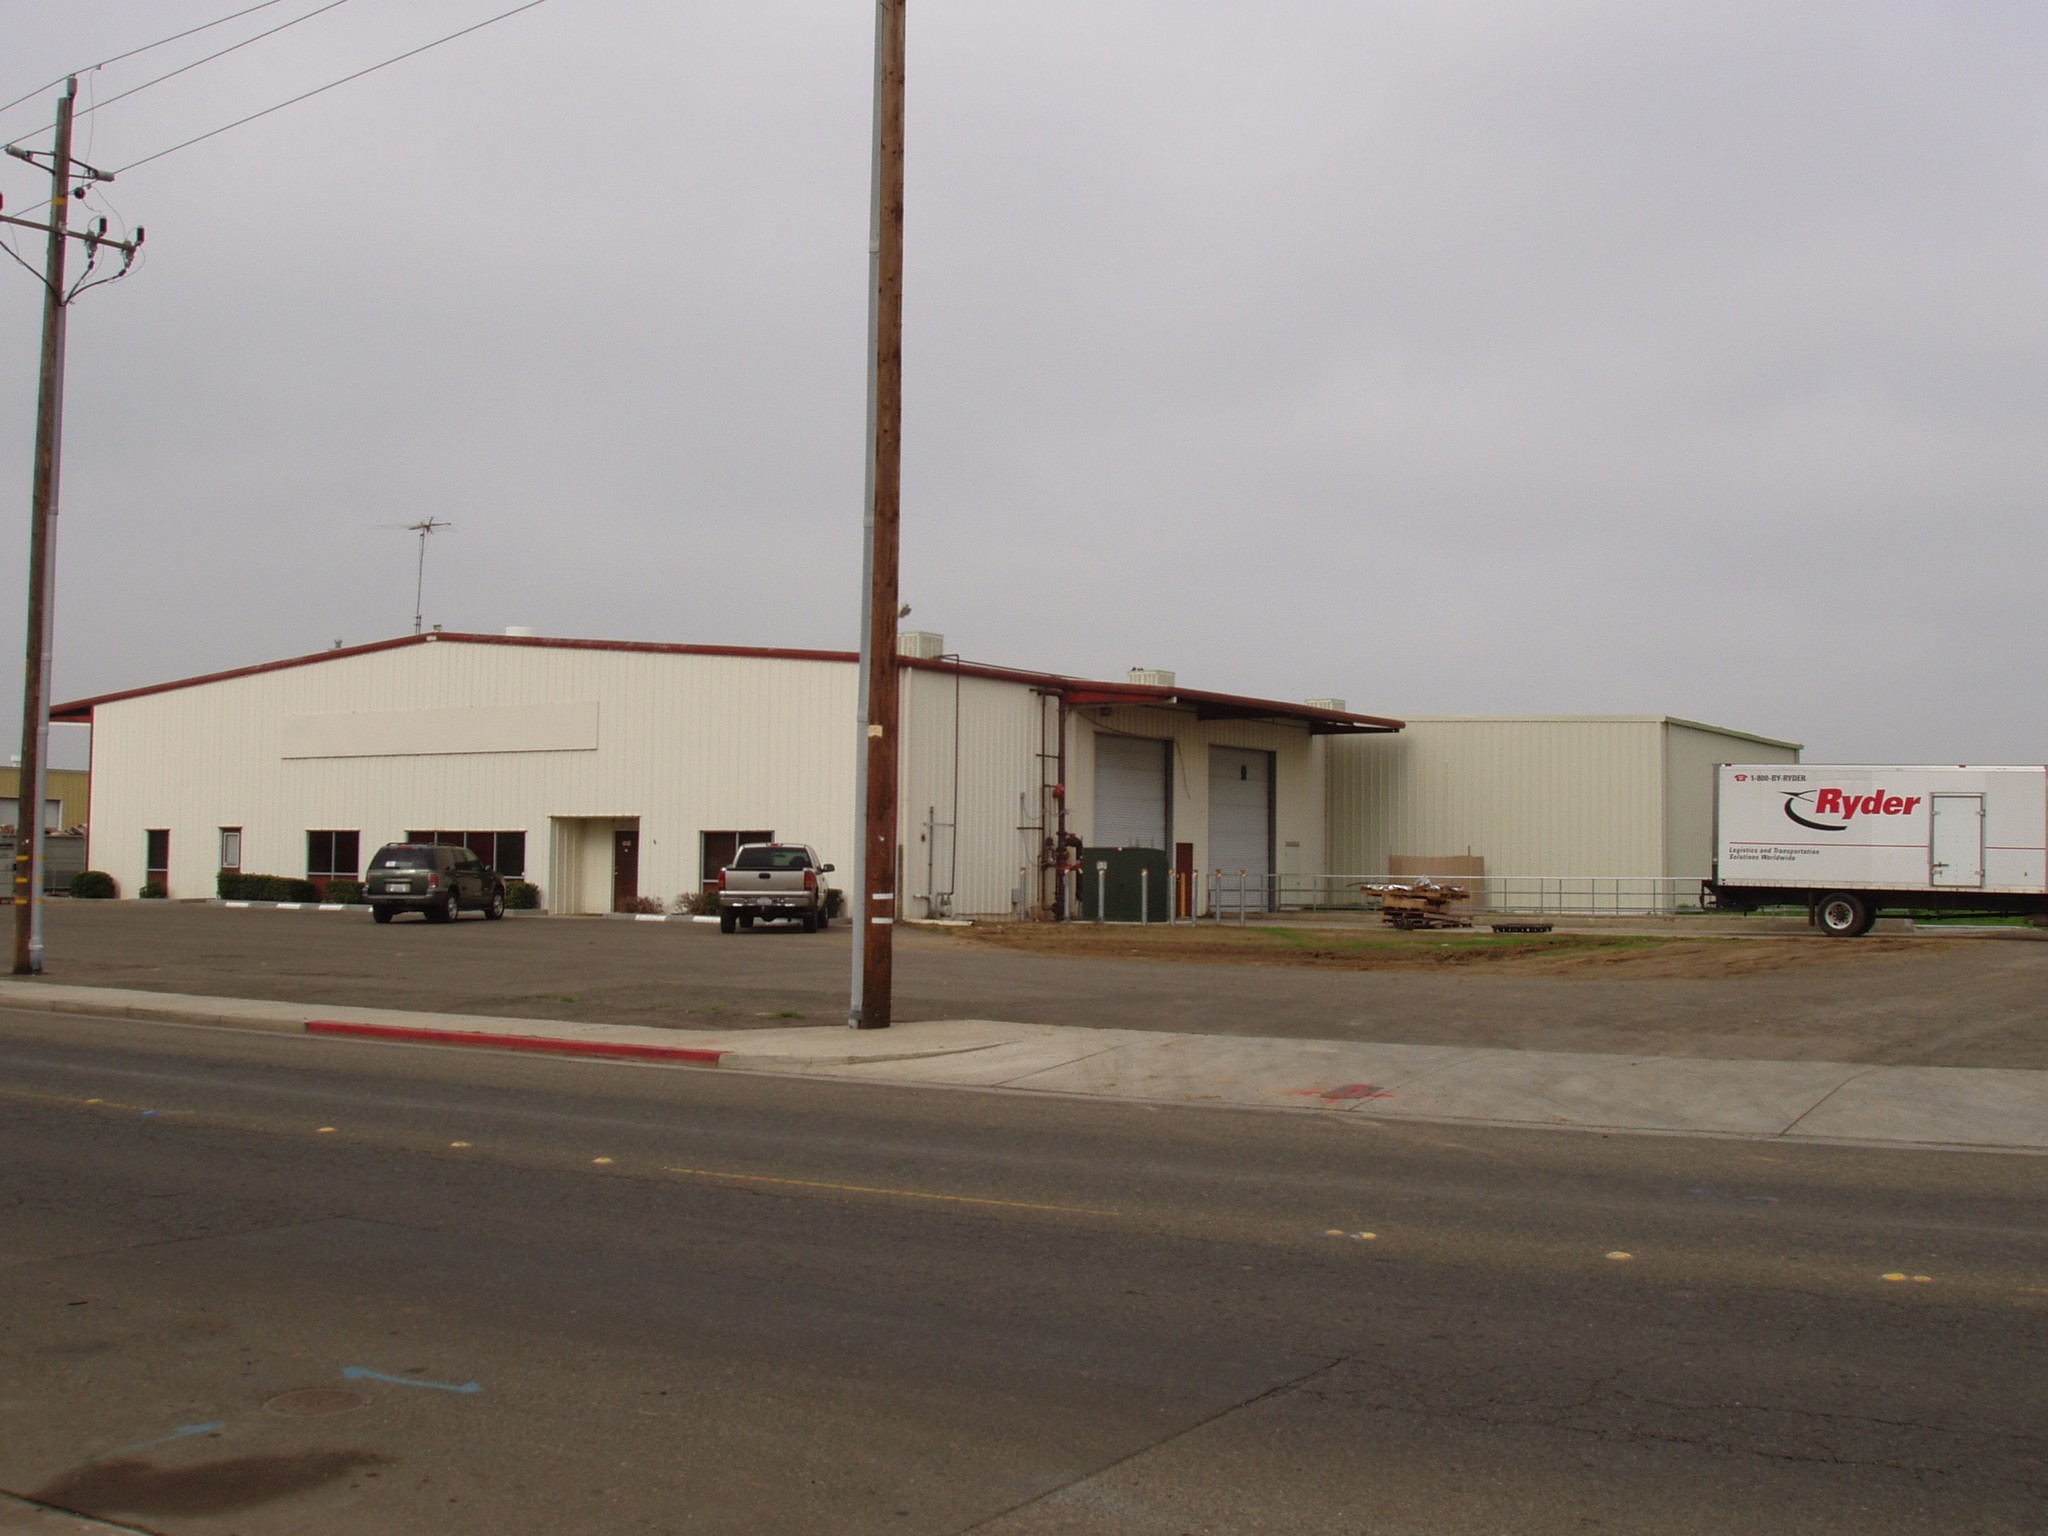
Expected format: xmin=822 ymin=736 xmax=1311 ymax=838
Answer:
xmin=26 ymin=901 xmax=2048 ymax=1068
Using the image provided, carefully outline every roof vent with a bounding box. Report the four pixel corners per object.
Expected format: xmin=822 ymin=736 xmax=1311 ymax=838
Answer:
xmin=1128 ymin=668 xmax=1174 ymax=688
xmin=504 ymin=626 xmax=538 ymax=638
xmin=899 ymin=630 xmax=946 ymax=659
xmin=1304 ymin=697 xmax=1346 ymax=711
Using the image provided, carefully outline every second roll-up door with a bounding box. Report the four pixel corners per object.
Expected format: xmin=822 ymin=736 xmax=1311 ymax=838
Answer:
xmin=1209 ymin=746 xmax=1273 ymax=909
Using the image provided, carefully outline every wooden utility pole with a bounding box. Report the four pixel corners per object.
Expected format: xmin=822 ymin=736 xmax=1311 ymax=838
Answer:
xmin=849 ymin=0 xmax=905 ymax=1028
xmin=3 ymin=79 xmax=141 ymax=973
xmin=11 ymin=80 xmax=76 ymax=976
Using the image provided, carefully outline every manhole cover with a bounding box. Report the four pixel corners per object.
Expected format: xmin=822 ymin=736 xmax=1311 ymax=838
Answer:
xmin=263 ymin=1388 xmax=369 ymax=1417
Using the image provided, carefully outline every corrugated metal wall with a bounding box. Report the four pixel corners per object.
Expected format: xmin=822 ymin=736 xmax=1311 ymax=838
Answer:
xmin=898 ymin=668 xmax=1044 ymax=917
xmin=1663 ymin=721 xmax=1799 ymax=880
xmin=1325 ymin=716 xmax=1800 ymax=883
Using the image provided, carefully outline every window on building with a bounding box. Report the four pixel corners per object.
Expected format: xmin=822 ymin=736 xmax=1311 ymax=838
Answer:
xmin=403 ymin=830 xmax=526 ymax=878
xmin=701 ymin=830 xmax=775 ymax=890
xmin=219 ymin=828 xmax=242 ymax=871
xmin=306 ymin=830 xmax=360 ymax=880
xmin=145 ymin=829 xmax=170 ymax=884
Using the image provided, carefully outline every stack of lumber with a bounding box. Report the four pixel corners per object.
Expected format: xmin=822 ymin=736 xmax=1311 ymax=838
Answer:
xmin=1359 ymin=879 xmax=1473 ymax=930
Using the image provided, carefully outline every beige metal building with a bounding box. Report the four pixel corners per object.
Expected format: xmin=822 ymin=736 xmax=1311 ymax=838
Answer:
xmin=0 ymin=766 xmax=90 ymax=833
xmin=1322 ymin=716 xmax=1802 ymax=910
xmin=59 ymin=631 xmax=1396 ymax=915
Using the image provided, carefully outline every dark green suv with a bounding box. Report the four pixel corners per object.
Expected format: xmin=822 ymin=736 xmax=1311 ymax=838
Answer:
xmin=365 ymin=843 xmax=507 ymax=925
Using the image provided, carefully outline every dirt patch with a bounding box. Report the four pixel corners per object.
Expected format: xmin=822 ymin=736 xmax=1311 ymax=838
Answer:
xmin=940 ymin=921 xmax=1939 ymax=979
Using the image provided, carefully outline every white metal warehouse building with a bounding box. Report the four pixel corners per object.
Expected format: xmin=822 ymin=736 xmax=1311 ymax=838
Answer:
xmin=1322 ymin=716 xmax=1802 ymax=911
xmin=60 ymin=630 xmax=1401 ymax=917
xmin=60 ymin=631 xmax=1799 ymax=917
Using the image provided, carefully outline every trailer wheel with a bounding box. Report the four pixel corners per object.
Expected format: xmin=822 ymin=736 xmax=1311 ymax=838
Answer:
xmin=1815 ymin=891 xmax=1875 ymax=938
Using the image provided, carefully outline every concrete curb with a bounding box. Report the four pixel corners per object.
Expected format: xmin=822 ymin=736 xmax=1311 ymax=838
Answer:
xmin=305 ymin=1019 xmax=725 ymax=1065
xmin=1 ymin=980 xmax=2043 ymax=1153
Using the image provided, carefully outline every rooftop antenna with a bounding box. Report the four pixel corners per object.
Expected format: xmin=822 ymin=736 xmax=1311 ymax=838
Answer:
xmin=403 ymin=517 xmax=453 ymax=635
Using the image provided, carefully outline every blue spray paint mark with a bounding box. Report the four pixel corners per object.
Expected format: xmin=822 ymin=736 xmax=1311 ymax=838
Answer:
xmin=107 ymin=1421 xmax=225 ymax=1457
xmin=139 ymin=1110 xmax=159 ymax=1117
xmin=342 ymin=1366 xmax=481 ymax=1395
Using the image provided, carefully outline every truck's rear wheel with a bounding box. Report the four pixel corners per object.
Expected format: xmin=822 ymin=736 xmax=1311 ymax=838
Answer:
xmin=719 ymin=911 xmax=737 ymax=934
xmin=800 ymin=908 xmax=818 ymax=933
xmin=1816 ymin=891 xmax=1875 ymax=938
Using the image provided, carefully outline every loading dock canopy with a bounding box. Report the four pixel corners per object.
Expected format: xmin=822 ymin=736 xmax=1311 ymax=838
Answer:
xmin=958 ymin=669 xmax=1401 ymax=736
xmin=1057 ymin=683 xmax=1399 ymax=734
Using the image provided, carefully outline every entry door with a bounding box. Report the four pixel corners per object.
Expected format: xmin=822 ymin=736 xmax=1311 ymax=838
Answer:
xmin=1930 ymin=795 xmax=1984 ymax=888
xmin=1209 ymin=747 xmax=1273 ymax=910
xmin=1095 ymin=736 xmax=1170 ymax=848
xmin=612 ymin=829 xmax=640 ymax=911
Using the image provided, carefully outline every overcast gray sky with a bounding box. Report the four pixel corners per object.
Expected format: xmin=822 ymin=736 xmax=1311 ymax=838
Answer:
xmin=2 ymin=1 xmax=2044 ymax=769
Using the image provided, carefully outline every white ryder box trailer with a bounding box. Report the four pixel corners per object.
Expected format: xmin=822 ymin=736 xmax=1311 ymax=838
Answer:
xmin=1704 ymin=765 xmax=2048 ymax=936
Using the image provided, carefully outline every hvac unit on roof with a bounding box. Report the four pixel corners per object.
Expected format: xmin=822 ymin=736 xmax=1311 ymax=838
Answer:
xmin=1128 ymin=668 xmax=1175 ymax=688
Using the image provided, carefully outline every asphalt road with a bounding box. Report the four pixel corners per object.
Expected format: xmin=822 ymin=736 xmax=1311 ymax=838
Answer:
xmin=29 ymin=902 xmax=2048 ymax=1067
xmin=0 ymin=1009 xmax=2041 ymax=1534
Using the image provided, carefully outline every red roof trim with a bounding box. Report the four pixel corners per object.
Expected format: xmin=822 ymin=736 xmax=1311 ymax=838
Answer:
xmin=901 ymin=656 xmax=1402 ymax=733
xmin=52 ymin=632 xmax=1402 ymax=734
xmin=51 ymin=632 xmax=857 ymax=722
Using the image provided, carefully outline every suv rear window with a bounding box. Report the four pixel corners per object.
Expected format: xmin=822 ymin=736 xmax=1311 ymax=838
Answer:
xmin=370 ymin=846 xmax=433 ymax=871
xmin=733 ymin=846 xmax=810 ymax=871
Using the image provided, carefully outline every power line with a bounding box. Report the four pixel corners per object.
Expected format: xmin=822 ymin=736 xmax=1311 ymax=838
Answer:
xmin=64 ymin=0 xmax=361 ymax=136
xmin=112 ymin=0 xmax=558 ymax=175
xmin=0 ymin=0 xmax=298 ymax=119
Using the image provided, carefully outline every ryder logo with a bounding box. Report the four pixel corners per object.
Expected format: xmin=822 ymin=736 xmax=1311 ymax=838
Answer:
xmin=1782 ymin=788 xmax=1923 ymax=833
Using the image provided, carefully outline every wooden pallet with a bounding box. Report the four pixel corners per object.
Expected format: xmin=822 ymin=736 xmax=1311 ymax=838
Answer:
xmin=1360 ymin=881 xmax=1473 ymax=931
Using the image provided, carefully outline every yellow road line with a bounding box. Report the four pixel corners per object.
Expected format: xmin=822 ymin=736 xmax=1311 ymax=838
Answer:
xmin=662 ymin=1164 xmax=1115 ymax=1216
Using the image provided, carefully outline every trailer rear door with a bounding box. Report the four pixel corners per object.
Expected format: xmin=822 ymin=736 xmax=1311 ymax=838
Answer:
xmin=1930 ymin=794 xmax=1985 ymax=888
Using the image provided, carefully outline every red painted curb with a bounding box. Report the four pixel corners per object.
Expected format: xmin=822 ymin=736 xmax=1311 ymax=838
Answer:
xmin=304 ymin=1020 xmax=724 ymax=1065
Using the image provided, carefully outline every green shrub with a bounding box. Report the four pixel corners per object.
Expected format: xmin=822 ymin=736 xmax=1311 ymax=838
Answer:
xmin=218 ymin=872 xmax=318 ymax=903
xmin=324 ymin=879 xmax=365 ymax=906
xmin=138 ymin=881 xmax=167 ymax=899
xmin=504 ymin=880 xmax=540 ymax=910
xmin=70 ymin=869 xmax=117 ymax=899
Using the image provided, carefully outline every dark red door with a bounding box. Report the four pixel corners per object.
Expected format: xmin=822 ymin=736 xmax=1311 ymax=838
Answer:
xmin=612 ymin=830 xmax=639 ymax=912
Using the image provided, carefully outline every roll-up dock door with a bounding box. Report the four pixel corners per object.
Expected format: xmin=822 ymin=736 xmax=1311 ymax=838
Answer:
xmin=1209 ymin=746 xmax=1273 ymax=910
xmin=1095 ymin=736 xmax=1171 ymax=849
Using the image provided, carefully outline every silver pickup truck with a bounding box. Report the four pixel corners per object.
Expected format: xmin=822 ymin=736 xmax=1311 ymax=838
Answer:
xmin=716 ymin=842 xmax=834 ymax=933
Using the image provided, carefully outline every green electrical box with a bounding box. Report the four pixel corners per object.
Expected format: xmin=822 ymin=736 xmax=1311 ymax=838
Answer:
xmin=1077 ymin=846 xmax=1171 ymax=923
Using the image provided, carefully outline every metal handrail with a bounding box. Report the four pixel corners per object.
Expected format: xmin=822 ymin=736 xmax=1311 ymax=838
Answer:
xmin=1201 ymin=870 xmax=1710 ymax=919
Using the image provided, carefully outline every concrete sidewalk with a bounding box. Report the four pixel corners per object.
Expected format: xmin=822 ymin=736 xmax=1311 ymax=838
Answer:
xmin=1 ymin=980 xmax=2041 ymax=1153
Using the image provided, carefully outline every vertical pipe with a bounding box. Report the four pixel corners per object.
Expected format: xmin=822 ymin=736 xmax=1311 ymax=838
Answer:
xmin=1095 ymin=862 xmax=1105 ymax=924
xmin=1140 ymin=866 xmax=1149 ymax=926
